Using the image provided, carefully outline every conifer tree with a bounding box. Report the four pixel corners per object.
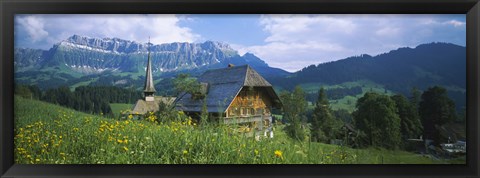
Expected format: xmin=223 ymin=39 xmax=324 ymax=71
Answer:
xmin=311 ymin=88 xmax=337 ymax=143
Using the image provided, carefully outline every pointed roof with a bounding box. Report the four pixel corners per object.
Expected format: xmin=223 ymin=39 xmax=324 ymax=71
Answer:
xmin=174 ymin=65 xmax=281 ymax=113
xmin=144 ymin=40 xmax=156 ymax=93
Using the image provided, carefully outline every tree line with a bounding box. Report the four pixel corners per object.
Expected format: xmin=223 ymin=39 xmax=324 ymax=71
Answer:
xmin=15 ymin=84 xmax=141 ymax=117
xmin=280 ymin=85 xmax=461 ymax=151
xmin=306 ymin=86 xmax=362 ymax=102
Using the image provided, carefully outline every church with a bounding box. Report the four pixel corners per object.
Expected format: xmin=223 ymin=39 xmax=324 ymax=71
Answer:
xmin=129 ymin=40 xmax=282 ymax=138
xmin=130 ymin=40 xmax=175 ymax=116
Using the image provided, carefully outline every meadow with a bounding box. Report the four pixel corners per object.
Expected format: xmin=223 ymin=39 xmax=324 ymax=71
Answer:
xmin=300 ymin=80 xmax=394 ymax=112
xmin=14 ymin=96 xmax=460 ymax=164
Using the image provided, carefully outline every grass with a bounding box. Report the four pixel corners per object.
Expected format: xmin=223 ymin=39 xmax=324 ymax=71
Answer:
xmin=14 ymin=96 xmax=462 ymax=164
xmin=69 ymin=78 xmax=99 ymax=91
xmin=302 ymin=80 xmax=395 ymax=112
xmin=110 ymin=103 xmax=133 ymax=118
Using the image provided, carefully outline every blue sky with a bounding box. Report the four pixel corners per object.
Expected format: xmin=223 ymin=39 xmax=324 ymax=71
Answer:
xmin=15 ymin=14 xmax=466 ymax=72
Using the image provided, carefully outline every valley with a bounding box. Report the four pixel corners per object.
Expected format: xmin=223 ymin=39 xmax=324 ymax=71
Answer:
xmin=14 ymin=35 xmax=466 ymax=112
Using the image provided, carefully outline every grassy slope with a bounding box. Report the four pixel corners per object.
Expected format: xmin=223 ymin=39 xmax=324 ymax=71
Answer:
xmin=69 ymin=78 xmax=99 ymax=91
xmin=301 ymin=80 xmax=395 ymax=112
xmin=110 ymin=103 xmax=133 ymax=118
xmin=14 ymin=96 xmax=461 ymax=164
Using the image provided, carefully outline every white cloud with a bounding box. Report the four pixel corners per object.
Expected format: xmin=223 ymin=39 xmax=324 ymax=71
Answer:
xmin=375 ymin=27 xmax=400 ymax=36
xmin=15 ymin=14 xmax=466 ymax=72
xmin=259 ymin=14 xmax=356 ymax=44
xmin=15 ymin=14 xmax=201 ymax=49
xmin=239 ymin=41 xmax=346 ymax=72
xmin=240 ymin=14 xmax=465 ymax=72
xmin=16 ymin=16 xmax=49 ymax=42
xmin=444 ymin=20 xmax=466 ymax=27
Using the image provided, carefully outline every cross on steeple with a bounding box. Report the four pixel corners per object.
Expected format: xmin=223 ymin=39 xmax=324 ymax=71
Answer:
xmin=144 ymin=37 xmax=156 ymax=101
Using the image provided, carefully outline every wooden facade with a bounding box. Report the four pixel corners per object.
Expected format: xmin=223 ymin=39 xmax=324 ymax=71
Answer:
xmin=174 ymin=65 xmax=281 ymax=137
xmin=224 ymin=87 xmax=274 ymax=135
xmin=226 ymin=87 xmax=272 ymax=118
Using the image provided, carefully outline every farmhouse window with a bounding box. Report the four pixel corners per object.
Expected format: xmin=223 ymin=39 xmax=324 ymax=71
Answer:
xmin=250 ymin=108 xmax=255 ymax=115
xmin=256 ymin=108 xmax=263 ymax=115
xmin=229 ymin=108 xmax=236 ymax=117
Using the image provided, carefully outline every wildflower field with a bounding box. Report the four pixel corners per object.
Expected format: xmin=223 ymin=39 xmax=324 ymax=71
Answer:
xmin=14 ymin=96 xmax=458 ymax=164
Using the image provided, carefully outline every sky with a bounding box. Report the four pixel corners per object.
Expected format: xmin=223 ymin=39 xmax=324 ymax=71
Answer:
xmin=15 ymin=14 xmax=466 ymax=72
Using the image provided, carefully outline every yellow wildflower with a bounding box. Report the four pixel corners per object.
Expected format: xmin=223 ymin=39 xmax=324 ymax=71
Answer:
xmin=123 ymin=146 xmax=129 ymax=151
xmin=183 ymin=150 xmax=188 ymax=155
xmin=274 ymin=150 xmax=283 ymax=158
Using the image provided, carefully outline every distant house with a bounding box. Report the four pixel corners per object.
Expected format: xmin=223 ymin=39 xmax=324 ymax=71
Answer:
xmin=174 ymin=64 xmax=282 ymax=136
xmin=341 ymin=123 xmax=359 ymax=146
xmin=130 ymin=40 xmax=175 ymax=116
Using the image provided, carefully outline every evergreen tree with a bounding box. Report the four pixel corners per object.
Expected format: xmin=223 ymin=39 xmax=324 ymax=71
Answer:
xmin=15 ymin=85 xmax=33 ymax=99
xmin=419 ymin=86 xmax=456 ymax=144
xmin=410 ymin=87 xmax=421 ymax=110
xmin=280 ymin=86 xmax=307 ymax=141
xmin=333 ymin=109 xmax=352 ymax=123
xmin=27 ymin=85 xmax=42 ymax=99
xmin=353 ymin=92 xmax=401 ymax=149
xmin=311 ymin=88 xmax=338 ymax=143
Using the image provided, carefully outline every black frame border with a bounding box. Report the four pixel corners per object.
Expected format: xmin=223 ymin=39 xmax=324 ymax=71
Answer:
xmin=1 ymin=0 xmax=479 ymax=177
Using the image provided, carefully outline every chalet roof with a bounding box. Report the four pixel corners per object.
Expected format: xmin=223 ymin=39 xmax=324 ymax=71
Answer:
xmin=131 ymin=96 xmax=175 ymax=115
xmin=174 ymin=65 xmax=281 ymax=113
xmin=343 ymin=123 xmax=357 ymax=133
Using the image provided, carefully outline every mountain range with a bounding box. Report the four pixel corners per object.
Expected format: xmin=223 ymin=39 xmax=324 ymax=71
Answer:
xmin=14 ymin=35 xmax=466 ymax=110
xmin=273 ymin=42 xmax=465 ymax=92
xmin=15 ymin=35 xmax=288 ymax=76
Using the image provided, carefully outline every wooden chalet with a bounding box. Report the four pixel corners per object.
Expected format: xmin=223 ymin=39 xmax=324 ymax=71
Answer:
xmin=174 ymin=64 xmax=282 ymax=136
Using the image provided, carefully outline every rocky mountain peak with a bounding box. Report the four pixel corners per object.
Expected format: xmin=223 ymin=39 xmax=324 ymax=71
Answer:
xmin=62 ymin=35 xmax=238 ymax=55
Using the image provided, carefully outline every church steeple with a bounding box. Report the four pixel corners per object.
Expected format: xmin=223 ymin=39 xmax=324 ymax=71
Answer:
xmin=144 ymin=37 xmax=156 ymax=101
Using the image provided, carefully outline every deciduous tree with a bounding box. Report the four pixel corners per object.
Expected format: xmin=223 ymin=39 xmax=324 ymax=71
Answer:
xmin=280 ymin=86 xmax=308 ymax=141
xmin=419 ymin=86 xmax=456 ymax=144
xmin=353 ymin=92 xmax=401 ymax=149
xmin=391 ymin=94 xmax=423 ymax=142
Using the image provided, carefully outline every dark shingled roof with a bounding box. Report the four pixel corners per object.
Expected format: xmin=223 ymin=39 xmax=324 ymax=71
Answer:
xmin=174 ymin=65 xmax=281 ymax=113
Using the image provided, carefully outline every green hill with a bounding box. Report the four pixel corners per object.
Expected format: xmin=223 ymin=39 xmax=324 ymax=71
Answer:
xmin=271 ymin=43 xmax=466 ymax=112
xmin=14 ymin=96 xmax=463 ymax=164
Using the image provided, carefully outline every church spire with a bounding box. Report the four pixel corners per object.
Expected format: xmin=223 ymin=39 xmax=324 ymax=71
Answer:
xmin=144 ymin=37 xmax=156 ymax=101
